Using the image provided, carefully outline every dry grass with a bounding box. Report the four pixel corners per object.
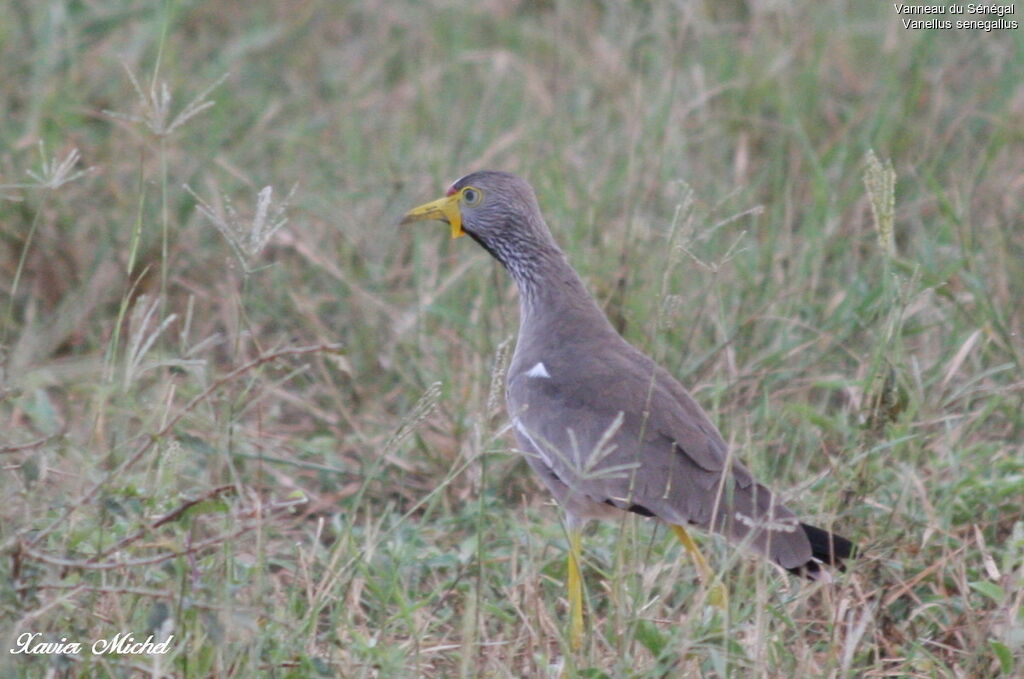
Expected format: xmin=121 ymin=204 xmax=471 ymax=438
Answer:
xmin=1 ymin=1 xmax=1021 ymax=677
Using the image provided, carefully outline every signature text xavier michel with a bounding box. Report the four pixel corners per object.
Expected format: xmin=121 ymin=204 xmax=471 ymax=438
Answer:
xmin=10 ymin=632 xmax=174 ymax=656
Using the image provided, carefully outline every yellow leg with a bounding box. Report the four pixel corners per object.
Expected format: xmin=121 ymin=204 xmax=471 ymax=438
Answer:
xmin=671 ymin=524 xmax=728 ymax=609
xmin=567 ymin=527 xmax=585 ymax=650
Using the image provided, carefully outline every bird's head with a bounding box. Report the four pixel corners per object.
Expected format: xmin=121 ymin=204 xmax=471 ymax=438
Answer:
xmin=401 ymin=171 xmax=552 ymax=265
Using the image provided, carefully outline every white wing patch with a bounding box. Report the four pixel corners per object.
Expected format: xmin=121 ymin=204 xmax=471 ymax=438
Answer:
xmin=525 ymin=362 xmax=551 ymax=378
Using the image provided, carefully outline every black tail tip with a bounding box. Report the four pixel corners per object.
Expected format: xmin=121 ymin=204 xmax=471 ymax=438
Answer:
xmin=786 ymin=523 xmax=856 ymax=580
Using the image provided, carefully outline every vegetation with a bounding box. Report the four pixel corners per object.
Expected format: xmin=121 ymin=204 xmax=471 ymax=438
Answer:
xmin=1 ymin=1 xmax=1021 ymax=677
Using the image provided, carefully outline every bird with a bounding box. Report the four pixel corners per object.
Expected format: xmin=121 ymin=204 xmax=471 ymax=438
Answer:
xmin=402 ymin=171 xmax=854 ymax=649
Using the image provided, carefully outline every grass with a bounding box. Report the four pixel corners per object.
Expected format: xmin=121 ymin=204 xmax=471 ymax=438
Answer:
xmin=1 ymin=1 xmax=1021 ymax=677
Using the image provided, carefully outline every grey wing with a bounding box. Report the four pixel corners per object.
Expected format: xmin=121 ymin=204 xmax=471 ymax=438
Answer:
xmin=508 ymin=349 xmax=812 ymax=568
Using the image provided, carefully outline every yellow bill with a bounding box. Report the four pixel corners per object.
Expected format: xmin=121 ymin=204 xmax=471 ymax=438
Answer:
xmin=400 ymin=193 xmax=465 ymax=239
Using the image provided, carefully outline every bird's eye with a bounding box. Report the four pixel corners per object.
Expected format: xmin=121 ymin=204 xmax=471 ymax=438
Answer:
xmin=461 ymin=187 xmax=482 ymax=205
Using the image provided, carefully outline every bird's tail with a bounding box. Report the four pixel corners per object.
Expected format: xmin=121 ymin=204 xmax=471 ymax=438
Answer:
xmin=786 ymin=523 xmax=856 ymax=581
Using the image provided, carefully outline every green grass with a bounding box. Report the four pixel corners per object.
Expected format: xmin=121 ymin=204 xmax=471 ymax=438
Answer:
xmin=1 ymin=1 xmax=1022 ymax=677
